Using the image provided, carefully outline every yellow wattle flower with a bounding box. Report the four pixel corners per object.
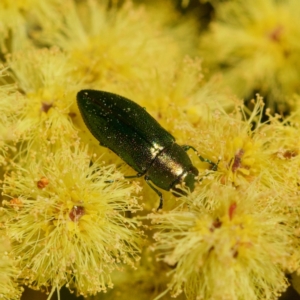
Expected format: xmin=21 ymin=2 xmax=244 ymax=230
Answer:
xmin=199 ymin=0 xmax=300 ymax=113
xmin=0 ymin=230 xmax=23 ymax=300
xmin=2 ymin=145 xmax=143 ymax=296
xmin=150 ymin=184 xmax=298 ymax=300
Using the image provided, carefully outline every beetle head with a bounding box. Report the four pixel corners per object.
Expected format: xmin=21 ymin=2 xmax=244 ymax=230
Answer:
xmin=171 ymin=165 xmax=199 ymax=197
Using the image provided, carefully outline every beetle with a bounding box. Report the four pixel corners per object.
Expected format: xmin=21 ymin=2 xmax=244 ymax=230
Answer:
xmin=77 ymin=90 xmax=217 ymax=210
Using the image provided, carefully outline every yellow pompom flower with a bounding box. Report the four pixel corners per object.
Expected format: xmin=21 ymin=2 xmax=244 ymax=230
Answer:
xmin=181 ymin=95 xmax=296 ymax=198
xmin=150 ymin=184 xmax=298 ymax=300
xmin=199 ymin=0 xmax=300 ymax=113
xmin=5 ymin=47 xmax=80 ymax=151
xmin=95 ymin=247 xmax=186 ymax=300
xmin=32 ymin=0 xmax=188 ymax=90
xmin=256 ymin=113 xmax=300 ymax=193
xmin=0 ymin=0 xmax=62 ymax=54
xmin=0 ymin=68 xmax=26 ymax=167
xmin=0 ymin=229 xmax=23 ymax=300
xmin=2 ymin=145 xmax=142 ymax=297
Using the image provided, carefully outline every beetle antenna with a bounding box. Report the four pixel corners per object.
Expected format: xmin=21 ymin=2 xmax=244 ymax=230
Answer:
xmin=181 ymin=145 xmax=218 ymax=171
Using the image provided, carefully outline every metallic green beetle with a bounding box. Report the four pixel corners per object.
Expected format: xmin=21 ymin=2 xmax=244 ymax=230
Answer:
xmin=77 ymin=90 xmax=217 ymax=210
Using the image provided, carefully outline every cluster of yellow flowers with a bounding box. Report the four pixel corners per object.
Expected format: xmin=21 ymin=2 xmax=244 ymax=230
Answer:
xmin=1 ymin=0 xmax=300 ymax=300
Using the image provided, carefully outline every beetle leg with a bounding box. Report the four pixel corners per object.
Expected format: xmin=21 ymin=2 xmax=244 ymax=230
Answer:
xmin=144 ymin=175 xmax=163 ymax=211
xmin=104 ymin=171 xmax=146 ymax=184
xmin=181 ymin=145 xmax=218 ymax=171
xmin=124 ymin=172 xmax=145 ymax=179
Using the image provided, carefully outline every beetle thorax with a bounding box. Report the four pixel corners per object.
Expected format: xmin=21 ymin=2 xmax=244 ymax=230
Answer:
xmin=147 ymin=143 xmax=198 ymax=192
